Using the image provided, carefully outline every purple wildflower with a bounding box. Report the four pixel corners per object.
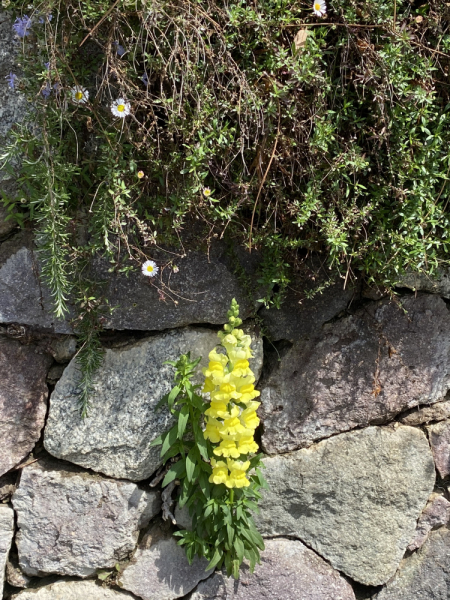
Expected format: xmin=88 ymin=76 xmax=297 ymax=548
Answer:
xmin=113 ymin=41 xmax=125 ymax=56
xmin=53 ymin=82 xmax=60 ymax=94
xmin=6 ymin=72 xmax=18 ymax=90
xmin=41 ymin=82 xmax=52 ymax=99
xmin=142 ymin=72 xmax=149 ymax=86
xmin=44 ymin=62 xmax=50 ymax=70
xmin=13 ymin=15 xmax=32 ymax=38
xmin=38 ymin=14 xmax=53 ymax=24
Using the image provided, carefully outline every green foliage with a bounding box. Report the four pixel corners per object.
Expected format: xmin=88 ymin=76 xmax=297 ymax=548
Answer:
xmin=151 ymin=352 xmax=267 ymax=578
xmin=3 ymin=0 xmax=450 ymax=408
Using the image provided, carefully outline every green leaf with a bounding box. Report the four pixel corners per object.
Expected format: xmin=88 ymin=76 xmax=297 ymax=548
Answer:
xmin=227 ymin=523 xmax=235 ymax=547
xmin=162 ymin=459 xmax=186 ymax=487
xmin=168 ymin=385 xmax=181 ymax=410
xmin=149 ymin=433 xmax=163 ymax=448
xmin=161 ymin=425 xmax=178 ymax=457
xmin=186 ymin=447 xmax=197 ymax=482
xmin=234 ymin=537 xmax=245 ymax=562
xmin=206 ymin=548 xmax=222 ymax=571
xmin=97 ymin=570 xmax=111 ymax=581
xmin=178 ymin=404 xmax=189 ymax=439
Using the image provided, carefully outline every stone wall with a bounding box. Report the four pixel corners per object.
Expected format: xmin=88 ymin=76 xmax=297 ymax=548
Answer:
xmin=1 ymin=11 xmax=450 ymax=600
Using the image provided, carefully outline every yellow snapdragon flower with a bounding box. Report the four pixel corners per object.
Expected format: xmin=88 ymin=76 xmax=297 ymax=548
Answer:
xmin=203 ymin=417 xmax=222 ymax=443
xmin=203 ymin=299 xmax=261 ymax=488
xmin=213 ymin=438 xmax=241 ymax=458
xmin=209 ymin=459 xmax=229 ymax=485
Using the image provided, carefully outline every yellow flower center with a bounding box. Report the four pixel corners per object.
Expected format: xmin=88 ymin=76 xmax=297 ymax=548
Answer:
xmin=75 ymin=91 xmax=83 ymax=100
xmin=117 ymin=104 xmax=125 ymax=112
xmin=137 ymin=171 xmax=144 ymax=179
xmin=314 ymin=2 xmax=321 ymax=9
xmin=146 ymin=265 xmax=154 ymax=272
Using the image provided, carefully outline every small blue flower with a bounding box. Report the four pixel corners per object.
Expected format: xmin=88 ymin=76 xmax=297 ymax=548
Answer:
xmin=38 ymin=14 xmax=53 ymax=24
xmin=44 ymin=62 xmax=50 ymax=70
xmin=6 ymin=72 xmax=18 ymax=90
xmin=142 ymin=72 xmax=149 ymax=86
xmin=113 ymin=41 xmax=125 ymax=57
xmin=41 ymin=82 xmax=52 ymax=99
xmin=13 ymin=15 xmax=32 ymax=38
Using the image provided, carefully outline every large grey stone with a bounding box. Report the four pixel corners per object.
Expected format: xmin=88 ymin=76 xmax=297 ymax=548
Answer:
xmin=0 ymin=504 xmax=14 ymax=597
xmin=260 ymin=294 xmax=450 ymax=453
xmin=0 ymin=233 xmax=261 ymax=333
xmin=426 ymin=419 xmax=450 ymax=479
xmin=100 ymin=243 xmax=261 ymax=331
xmin=255 ymin=425 xmax=435 ymax=586
xmin=0 ymin=233 xmax=73 ymax=333
xmin=260 ymin=263 xmax=358 ymax=342
xmin=374 ymin=528 xmax=450 ymax=600
xmin=11 ymin=580 xmax=136 ymax=599
xmin=189 ymin=539 xmax=356 ymax=600
xmin=12 ymin=459 xmax=161 ymax=577
xmin=45 ymin=328 xmax=263 ymax=481
xmin=0 ymin=335 xmax=52 ymax=476
xmin=119 ymin=524 xmax=212 ymax=600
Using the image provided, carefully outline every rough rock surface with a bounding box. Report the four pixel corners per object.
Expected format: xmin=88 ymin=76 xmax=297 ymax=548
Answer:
xmin=0 ymin=336 xmax=52 ymax=476
xmin=12 ymin=460 xmax=161 ymax=577
xmin=0 ymin=10 xmax=28 ymax=156
xmin=45 ymin=328 xmax=263 ymax=481
xmin=399 ymin=399 xmax=450 ymax=426
xmin=49 ymin=336 xmax=77 ymax=363
xmin=11 ymin=580 xmax=136 ymax=599
xmin=99 ymin=243 xmax=261 ymax=331
xmin=0 ymin=234 xmax=261 ymax=333
xmin=407 ymin=493 xmax=450 ymax=552
xmin=188 ymin=539 xmax=356 ymax=600
xmin=255 ymin=425 xmax=435 ymax=586
xmin=398 ymin=269 xmax=450 ymax=299
xmin=0 ymin=504 xmax=14 ymax=596
xmin=6 ymin=552 xmax=32 ymax=589
xmin=119 ymin=525 xmax=212 ymax=600
xmin=426 ymin=419 xmax=450 ymax=479
xmin=260 ymin=294 xmax=450 ymax=453
xmin=260 ymin=267 xmax=358 ymax=342
xmin=374 ymin=528 xmax=450 ymax=600
xmin=0 ymin=233 xmax=73 ymax=333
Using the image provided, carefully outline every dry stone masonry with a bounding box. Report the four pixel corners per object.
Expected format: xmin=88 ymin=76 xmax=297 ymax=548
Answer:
xmin=2 ymin=11 xmax=450 ymax=600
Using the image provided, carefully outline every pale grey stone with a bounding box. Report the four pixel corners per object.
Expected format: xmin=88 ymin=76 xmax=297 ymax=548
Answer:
xmin=0 ymin=504 xmax=14 ymax=597
xmin=261 ymin=294 xmax=450 ymax=453
xmin=11 ymin=580 xmax=136 ymax=599
xmin=399 ymin=399 xmax=450 ymax=426
xmin=426 ymin=419 xmax=450 ymax=479
xmin=12 ymin=460 xmax=161 ymax=577
xmin=407 ymin=493 xmax=450 ymax=552
xmin=397 ymin=269 xmax=450 ymax=299
xmin=0 ymin=233 xmax=73 ymax=333
xmin=45 ymin=328 xmax=263 ymax=481
xmin=374 ymin=528 xmax=450 ymax=600
xmin=49 ymin=336 xmax=77 ymax=363
xmin=0 ymin=335 xmax=52 ymax=477
xmin=119 ymin=525 xmax=212 ymax=600
xmin=189 ymin=539 xmax=356 ymax=600
xmin=255 ymin=426 xmax=435 ymax=586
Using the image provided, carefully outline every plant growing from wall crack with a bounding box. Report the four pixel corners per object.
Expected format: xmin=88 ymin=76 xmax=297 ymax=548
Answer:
xmin=151 ymin=299 xmax=267 ymax=578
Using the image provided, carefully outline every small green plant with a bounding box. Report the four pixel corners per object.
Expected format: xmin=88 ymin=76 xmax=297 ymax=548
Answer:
xmin=151 ymin=300 xmax=267 ymax=578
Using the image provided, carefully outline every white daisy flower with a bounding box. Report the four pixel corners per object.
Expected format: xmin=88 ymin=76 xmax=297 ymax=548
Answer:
xmin=313 ymin=0 xmax=326 ymax=17
xmin=141 ymin=260 xmax=158 ymax=277
xmin=111 ymin=98 xmax=131 ymax=118
xmin=71 ymin=86 xmax=89 ymax=104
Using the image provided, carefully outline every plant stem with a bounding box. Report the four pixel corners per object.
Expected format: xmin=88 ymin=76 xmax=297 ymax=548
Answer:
xmin=229 ymin=489 xmax=234 ymax=505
